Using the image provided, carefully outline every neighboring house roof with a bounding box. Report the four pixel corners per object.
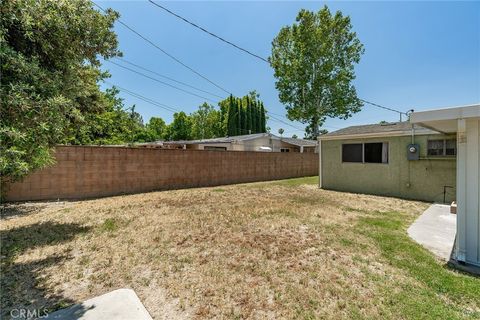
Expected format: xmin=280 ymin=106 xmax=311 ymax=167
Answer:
xmin=154 ymin=133 xmax=318 ymax=146
xmin=319 ymin=122 xmax=441 ymax=140
xmin=280 ymin=137 xmax=317 ymax=147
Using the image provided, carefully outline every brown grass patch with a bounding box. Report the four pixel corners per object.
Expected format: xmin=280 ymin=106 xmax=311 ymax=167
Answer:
xmin=2 ymin=178 xmax=477 ymax=319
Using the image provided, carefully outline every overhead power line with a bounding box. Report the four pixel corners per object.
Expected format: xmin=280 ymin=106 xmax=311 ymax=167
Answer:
xmin=266 ymin=112 xmax=305 ymax=132
xmin=92 ymin=1 xmax=231 ymax=95
xmin=96 ymin=1 xmax=401 ymax=132
xmin=147 ymin=0 xmax=269 ymax=63
xmin=103 ymin=80 xmax=180 ymax=113
xmin=105 ymin=60 xmax=218 ymax=103
xmin=144 ymin=1 xmax=409 ymax=119
xmin=114 ymin=58 xmax=224 ymax=99
xmin=359 ymin=99 xmax=411 ymax=121
xmin=267 ymin=110 xmax=341 ymax=130
xmin=104 ymin=81 xmax=303 ymax=135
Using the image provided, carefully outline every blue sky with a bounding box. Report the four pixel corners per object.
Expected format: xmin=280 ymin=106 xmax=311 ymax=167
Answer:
xmin=98 ymin=1 xmax=480 ymax=137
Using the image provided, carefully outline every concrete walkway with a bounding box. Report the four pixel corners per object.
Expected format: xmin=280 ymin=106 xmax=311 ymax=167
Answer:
xmin=46 ymin=289 xmax=152 ymax=320
xmin=408 ymin=204 xmax=456 ymax=261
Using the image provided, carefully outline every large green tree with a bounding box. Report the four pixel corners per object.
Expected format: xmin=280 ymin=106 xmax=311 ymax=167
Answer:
xmin=190 ymin=103 xmax=222 ymax=140
xmin=144 ymin=117 xmax=166 ymax=141
xmin=0 ymin=0 xmax=120 ymax=182
xmin=72 ymin=88 xmax=146 ymax=145
xmin=165 ymin=112 xmax=192 ymax=141
xmin=269 ymin=6 xmax=364 ymax=139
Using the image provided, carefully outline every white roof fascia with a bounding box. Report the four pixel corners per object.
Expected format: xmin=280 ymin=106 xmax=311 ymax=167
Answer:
xmin=318 ymin=129 xmax=443 ymax=141
xmin=410 ymin=104 xmax=480 ymax=123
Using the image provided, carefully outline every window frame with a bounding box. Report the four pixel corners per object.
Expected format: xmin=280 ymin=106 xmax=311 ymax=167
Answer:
xmin=427 ymin=139 xmax=456 ymax=157
xmin=342 ymin=142 xmax=389 ymax=164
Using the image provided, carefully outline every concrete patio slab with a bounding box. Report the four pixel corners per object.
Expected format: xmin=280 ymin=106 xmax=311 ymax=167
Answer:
xmin=45 ymin=289 xmax=152 ymax=320
xmin=408 ymin=204 xmax=456 ymax=261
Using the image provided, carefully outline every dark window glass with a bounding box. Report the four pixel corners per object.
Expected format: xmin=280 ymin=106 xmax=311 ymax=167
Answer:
xmin=445 ymin=139 xmax=456 ymax=156
xmin=427 ymin=139 xmax=456 ymax=156
xmin=364 ymin=143 xmax=387 ymax=163
xmin=204 ymin=146 xmax=227 ymax=151
xmin=342 ymin=144 xmax=362 ymax=162
xmin=427 ymin=140 xmax=444 ymax=156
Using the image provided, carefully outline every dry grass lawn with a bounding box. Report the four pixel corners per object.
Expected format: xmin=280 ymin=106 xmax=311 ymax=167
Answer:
xmin=2 ymin=177 xmax=479 ymax=319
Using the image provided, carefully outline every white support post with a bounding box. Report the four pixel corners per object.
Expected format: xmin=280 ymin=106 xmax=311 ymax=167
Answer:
xmin=318 ymin=139 xmax=322 ymax=189
xmin=456 ymin=119 xmax=467 ymax=262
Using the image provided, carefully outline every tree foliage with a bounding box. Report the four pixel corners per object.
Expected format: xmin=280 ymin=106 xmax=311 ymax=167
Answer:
xmin=269 ymin=6 xmax=364 ymax=138
xmin=165 ymin=112 xmax=192 ymax=141
xmin=220 ymin=92 xmax=267 ymax=136
xmin=190 ymin=103 xmax=223 ymax=140
xmin=1 ymin=0 xmax=120 ymax=182
xmin=71 ymin=88 xmax=145 ymax=145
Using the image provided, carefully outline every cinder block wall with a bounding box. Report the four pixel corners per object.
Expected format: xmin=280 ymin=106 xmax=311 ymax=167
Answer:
xmin=5 ymin=146 xmax=318 ymax=201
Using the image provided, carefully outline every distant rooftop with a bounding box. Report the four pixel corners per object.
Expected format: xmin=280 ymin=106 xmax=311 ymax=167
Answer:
xmin=145 ymin=133 xmax=317 ymax=146
xmin=320 ymin=121 xmax=439 ymax=139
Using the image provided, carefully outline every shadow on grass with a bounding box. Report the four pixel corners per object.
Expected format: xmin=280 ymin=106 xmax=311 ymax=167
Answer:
xmin=0 ymin=203 xmax=47 ymax=220
xmin=1 ymin=222 xmax=91 ymax=318
xmin=356 ymin=211 xmax=480 ymax=319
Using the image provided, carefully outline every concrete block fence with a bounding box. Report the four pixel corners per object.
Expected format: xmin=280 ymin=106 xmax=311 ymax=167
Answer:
xmin=5 ymin=146 xmax=318 ymax=201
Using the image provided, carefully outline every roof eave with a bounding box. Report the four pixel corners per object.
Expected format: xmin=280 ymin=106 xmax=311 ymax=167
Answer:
xmin=318 ymin=129 xmax=442 ymax=141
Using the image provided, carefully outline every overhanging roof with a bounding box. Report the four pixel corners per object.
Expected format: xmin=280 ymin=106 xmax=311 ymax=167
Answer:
xmin=410 ymin=104 xmax=480 ymax=133
xmin=318 ymin=122 xmax=438 ymax=141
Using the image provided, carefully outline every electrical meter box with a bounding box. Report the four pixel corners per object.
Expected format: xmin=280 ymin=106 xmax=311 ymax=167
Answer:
xmin=407 ymin=144 xmax=419 ymax=160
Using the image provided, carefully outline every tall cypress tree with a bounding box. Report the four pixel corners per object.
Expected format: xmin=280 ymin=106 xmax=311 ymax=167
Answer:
xmin=255 ymin=103 xmax=262 ymax=133
xmin=220 ymin=93 xmax=268 ymax=135
xmin=236 ymin=98 xmax=242 ymax=135
xmin=247 ymin=99 xmax=253 ymax=134
xmin=240 ymin=97 xmax=247 ymax=134
xmin=260 ymin=102 xmax=266 ymax=133
xmin=227 ymin=95 xmax=236 ymax=136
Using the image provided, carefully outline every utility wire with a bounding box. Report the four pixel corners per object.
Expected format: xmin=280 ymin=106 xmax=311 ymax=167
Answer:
xmin=144 ymin=1 xmax=408 ymax=118
xmin=267 ymin=110 xmax=341 ymax=130
xmin=106 ymin=60 xmax=218 ymax=103
xmin=359 ymin=99 xmax=408 ymax=117
xmin=92 ymin=1 xmax=231 ymax=95
xmin=147 ymin=0 xmax=269 ymax=63
xmin=94 ymin=1 xmax=357 ymax=132
xmin=114 ymin=57 xmax=225 ymax=99
xmin=105 ymin=81 xmax=304 ymax=135
xmin=266 ymin=112 xmax=305 ymax=132
xmin=103 ymin=80 xmax=180 ymax=113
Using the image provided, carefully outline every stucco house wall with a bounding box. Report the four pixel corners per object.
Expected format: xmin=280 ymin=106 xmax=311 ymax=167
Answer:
xmin=240 ymin=137 xmax=302 ymax=152
xmin=189 ymin=138 xmax=311 ymax=152
xmin=321 ymin=134 xmax=456 ymax=202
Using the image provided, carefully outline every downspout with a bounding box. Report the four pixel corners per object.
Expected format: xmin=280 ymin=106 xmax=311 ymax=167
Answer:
xmin=411 ymin=124 xmax=415 ymax=144
xmin=318 ymin=138 xmax=322 ymax=189
xmin=407 ymin=124 xmax=415 ymax=189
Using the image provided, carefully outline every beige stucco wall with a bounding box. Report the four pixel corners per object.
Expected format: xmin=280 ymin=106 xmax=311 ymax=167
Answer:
xmin=180 ymin=136 xmax=317 ymax=152
xmin=188 ymin=143 xmax=233 ymax=150
xmin=321 ymin=134 xmax=456 ymax=202
xmin=240 ymin=138 xmax=304 ymax=152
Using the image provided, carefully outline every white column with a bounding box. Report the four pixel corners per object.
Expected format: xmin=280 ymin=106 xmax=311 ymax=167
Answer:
xmin=456 ymin=119 xmax=467 ymax=262
xmin=318 ymin=139 xmax=322 ymax=189
xmin=465 ymin=119 xmax=479 ymax=265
